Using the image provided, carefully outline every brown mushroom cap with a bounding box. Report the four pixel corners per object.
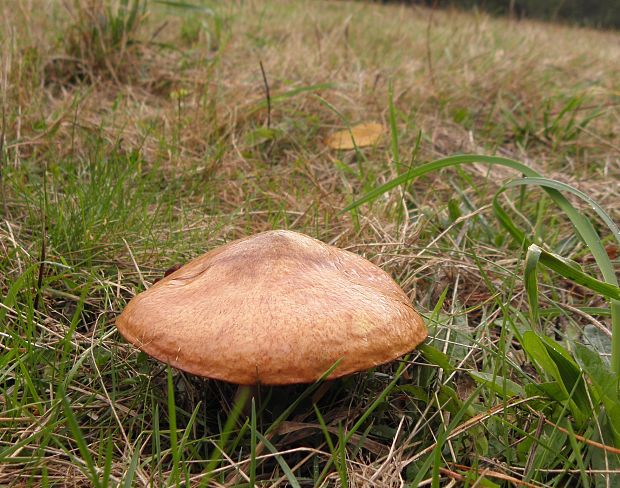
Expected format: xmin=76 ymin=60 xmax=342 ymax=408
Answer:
xmin=116 ymin=230 xmax=427 ymax=385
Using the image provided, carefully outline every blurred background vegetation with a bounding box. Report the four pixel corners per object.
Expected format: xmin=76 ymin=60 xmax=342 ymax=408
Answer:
xmin=380 ymin=0 xmax=620 ymax=28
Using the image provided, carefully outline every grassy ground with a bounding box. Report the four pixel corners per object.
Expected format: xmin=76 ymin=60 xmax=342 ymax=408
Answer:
xmin=1 ymin=0 xmax=619 ymax=486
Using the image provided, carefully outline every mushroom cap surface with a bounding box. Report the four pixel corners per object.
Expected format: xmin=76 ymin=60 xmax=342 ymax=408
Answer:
xmin=116 ymin=230 xmax=427 ymax=385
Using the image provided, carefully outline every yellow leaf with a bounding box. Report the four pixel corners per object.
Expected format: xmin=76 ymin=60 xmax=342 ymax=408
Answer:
xmin=325 ymin=123 xmax=385 ymax=150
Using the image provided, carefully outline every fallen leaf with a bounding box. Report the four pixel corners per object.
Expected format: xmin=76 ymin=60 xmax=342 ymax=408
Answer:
xmin=325 ymin=122 xmax=385 ymax=150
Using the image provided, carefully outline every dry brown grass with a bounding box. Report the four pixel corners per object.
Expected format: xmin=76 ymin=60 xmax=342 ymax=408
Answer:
xmin=1 ymin=0 xmax=619 ymax=486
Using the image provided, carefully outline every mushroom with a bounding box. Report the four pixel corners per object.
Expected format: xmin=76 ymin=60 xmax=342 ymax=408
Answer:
xmin=116 ymin=230 xmax=427 ymax=386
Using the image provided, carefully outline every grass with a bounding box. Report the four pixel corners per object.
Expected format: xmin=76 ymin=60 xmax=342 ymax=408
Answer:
xmin=1 ymin=0 xmax=619 ymax=486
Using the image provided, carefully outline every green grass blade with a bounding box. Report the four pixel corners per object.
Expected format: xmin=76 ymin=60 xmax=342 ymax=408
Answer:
xmin=249 ymin=83 xmax=335 ymax=113
xmin=468 ymin=371 xmax=524 ymax=398
xmin=153 ymin=0 xmax=215 ymax=13
xmin=524 ymin=244 xmax=542 ymax=328
xmin=344 ymin=359 xmax=409 ymax=445
xmin=342 ymin=154 xmax=542 ymax=213
xmin=199 ymin=387 xmax=249 ymax=486
xmin=503 ymin=177 xmax=620 ymax=262
xmin=249 ymin=398 xmax=257 ymax=487
xmin=60 ymin=388 xmax=102 ymax=488
xmin=497 ymin=176 xmax=620 ymax=375
xmin=537 ymin=248 xmax=620 ymax=300
xmin=122 ymin=441 xmax=142 ymax=488
xmin=418 ymin=344 xmax=455 ymax=374
xmin=410 ymin=385 xmax=485 ymax=487
xmin=101 ymin=434 xmax=113 ymax=488
xmin=388 ymin=81 xmax=400 ymax=170
xmin=166 ymin=367 xmax=180 ymax=486
xmin=255 ymin=432 xmax=301 ymax=488
xmin=313 ymin=405 xmax=336 ymax=460
xmin=265 ymin=359 xmax=341 ymax=435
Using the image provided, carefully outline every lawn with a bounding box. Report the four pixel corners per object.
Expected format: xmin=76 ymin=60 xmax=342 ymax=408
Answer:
xmin=1 ymin=0 xmax=619 ymax=486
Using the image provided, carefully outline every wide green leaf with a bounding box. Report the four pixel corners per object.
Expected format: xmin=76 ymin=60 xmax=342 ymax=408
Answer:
xmin=521 ymin=332 xmax=586 ymax=424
